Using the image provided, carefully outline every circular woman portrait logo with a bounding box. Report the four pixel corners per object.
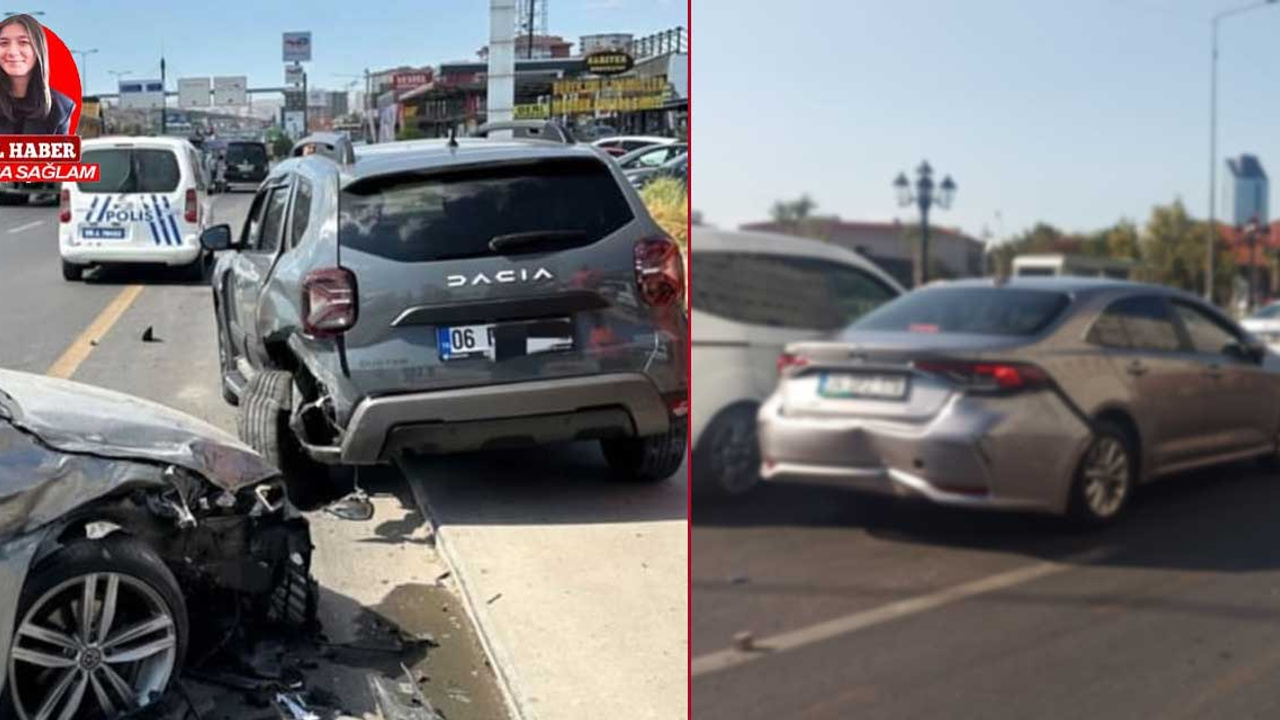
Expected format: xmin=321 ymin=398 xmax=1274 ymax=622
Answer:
xmin=0 ymin=14 xmax=81 ymax=135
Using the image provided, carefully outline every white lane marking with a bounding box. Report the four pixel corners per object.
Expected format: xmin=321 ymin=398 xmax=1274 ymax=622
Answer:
xmin=691 ymin=546 xmax=1116 ymax=678
xmin=7 ymin=220 xmax=43 ymax=234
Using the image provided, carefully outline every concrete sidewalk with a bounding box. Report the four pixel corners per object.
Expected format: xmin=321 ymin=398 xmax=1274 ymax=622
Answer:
xmin=401 ymin=443 xmax=688 ymax=720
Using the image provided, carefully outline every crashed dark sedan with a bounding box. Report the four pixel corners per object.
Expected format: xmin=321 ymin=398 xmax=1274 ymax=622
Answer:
xmin=0 ymin=369 xmax=313 ymax=719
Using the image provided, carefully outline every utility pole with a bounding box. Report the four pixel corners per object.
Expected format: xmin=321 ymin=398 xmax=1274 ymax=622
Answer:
xmin=527 ymin=0 xmax=536 ymax=59
xmin=302 ymin=69 xmax=308 ymax=135
xmin=160 ymin=54 xmax=166 ymax=135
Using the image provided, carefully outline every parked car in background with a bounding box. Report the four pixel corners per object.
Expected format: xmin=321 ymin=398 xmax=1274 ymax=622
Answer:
xmin=59 ymin=136 xmax=214 ymax=281
xmin=691 ymin=228 xmax=903 ymax=497
xmin=1240 ymin=301 xmax=1280 ymax=350
xmin=628 ymin=152 xmax=688 ymax=190
xmin=759 ymin=278 xmax=1280 ymax=526
xmin=592 ymin=135 xmax=676 ymax=157
xmin=616 ymin=143 xmax=687 ymax=172
xmin=204 ymin=133 xmax=689 ymax=495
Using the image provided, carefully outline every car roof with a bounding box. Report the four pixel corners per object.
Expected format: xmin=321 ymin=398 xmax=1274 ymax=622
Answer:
xmin=593 ymin=135 xmax=675 ymax=146
xmin=929 ymin=275 xmax=1203 ymax=302
xmin=342 ymin=138 xmax=610 ymax=183
xmin=691 ymin=227 xmax=905 ymax=293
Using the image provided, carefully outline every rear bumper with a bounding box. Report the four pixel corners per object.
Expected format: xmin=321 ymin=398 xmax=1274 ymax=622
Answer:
xmin=60 ymin=240 xmax=202 ymax=267
xmin=756 ymin=390 xmax=1092 ymax=515
xmin=330 ymin=373 xmax=674 ymax=464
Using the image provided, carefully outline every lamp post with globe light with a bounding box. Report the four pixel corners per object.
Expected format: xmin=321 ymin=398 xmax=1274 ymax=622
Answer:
xmin=894 ymin=161 xmax=957 ymax=286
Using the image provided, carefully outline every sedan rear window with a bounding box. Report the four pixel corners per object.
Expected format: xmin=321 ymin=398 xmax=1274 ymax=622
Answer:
xmin=78 ymin=148 xmax=181 ymax=194
xmin=339 ymin=158 xmax=634 ymax=262
xmin=850 ymin=287 xmax=1070 ymax=336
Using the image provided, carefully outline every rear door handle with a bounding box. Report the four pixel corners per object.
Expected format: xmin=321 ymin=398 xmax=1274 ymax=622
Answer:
xmin=1126 ymin=361 xmax=1147 ymax=377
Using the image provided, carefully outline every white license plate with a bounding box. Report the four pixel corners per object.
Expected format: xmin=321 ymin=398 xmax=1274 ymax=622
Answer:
xmin=819 ymin=373 xmax=908 ymax=400
xmin=81 ymin=226 xmax=126 ymax=240
xmin=437 ymin=324 xmax=495 ymax=361
xmin=238 ymin=163 xmax=253 ymax=172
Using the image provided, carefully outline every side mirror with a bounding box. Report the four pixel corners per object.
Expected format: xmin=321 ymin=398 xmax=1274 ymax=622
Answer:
xmin=200 ymin=224 xmax=234 ymax=252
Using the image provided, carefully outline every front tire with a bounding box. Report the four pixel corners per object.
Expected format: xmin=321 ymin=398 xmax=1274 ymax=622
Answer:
xmin=601 ymin=415 xmax=688 ymax=483
xmin=238 ymin=370 xmax=346 ymax=508
xmin=2 ymin=536 xmax=188 ymax=720
xmin=1067 ymin=420 xmax=1136 ymax=528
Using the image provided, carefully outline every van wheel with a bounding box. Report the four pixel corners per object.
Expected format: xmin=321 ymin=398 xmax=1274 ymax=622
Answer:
xmin=601 ymin=415 xmax=688 ymax=483
xmin=61 ymin=260 xmax=83 ymax=281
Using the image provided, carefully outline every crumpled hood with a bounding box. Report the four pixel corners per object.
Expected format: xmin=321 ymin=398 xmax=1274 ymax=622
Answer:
xmin=0 ymin=368 xmax=277 ymax=490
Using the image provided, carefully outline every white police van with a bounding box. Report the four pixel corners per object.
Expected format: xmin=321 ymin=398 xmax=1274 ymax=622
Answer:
xmin=58 ymin=136 xmax=214 ymax=281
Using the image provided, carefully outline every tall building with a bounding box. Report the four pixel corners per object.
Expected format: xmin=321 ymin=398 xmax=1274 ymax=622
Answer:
xmin=1225 ymin=154 xmax=1269 ymax=227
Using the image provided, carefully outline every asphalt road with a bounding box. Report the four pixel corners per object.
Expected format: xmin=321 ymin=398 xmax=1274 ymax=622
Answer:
xmin=693 ymin=457 xmax=1280 ymax=718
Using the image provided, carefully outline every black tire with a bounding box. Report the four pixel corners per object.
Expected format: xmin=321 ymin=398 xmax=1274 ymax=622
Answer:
xmin=601 ymin=415 xmax=688 ymax=483
xmin=238 ymin=369 xmax=345 ymax=508
xmin=1066 ymin=420 xmax=1136 ymax=528
xmin=0 ymin=536 xmax=189 ymax=720
xmin=692 ymin=404 xmax=762 ymax=498
xmin=60 ymin=259 xmax=82 ymax=281
xmin=180 ymin=252 xmax=208 ymax=283
xmin=262 ymin=533 xmax=318 ymax=629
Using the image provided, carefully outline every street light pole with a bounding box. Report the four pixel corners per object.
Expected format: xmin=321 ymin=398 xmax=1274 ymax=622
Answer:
xmin=895 ymin=161 xmax=957 ymax=287
xmin=1207 ymin=0 xmax=1278 ymax=304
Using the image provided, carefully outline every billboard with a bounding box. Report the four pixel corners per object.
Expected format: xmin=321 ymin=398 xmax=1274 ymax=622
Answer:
xmin=283 ymin=32 xmax=312 ymax=62
xmin=212 ymin=76 xmax=247 ymax=107
xmin=177 ymin=77 xmax=210 ymax=108
xmin=307 ymin=90 xmax=328 ymax=108
xmin=285 ymin=64 xmax=304 ymax=88
xmin=392 ymin=70 xmax=432 ymax=92
xmin=118 ymin=79 xmax=164 ymax=110
xmin=283 ymin=110 xmax=306 ymax=138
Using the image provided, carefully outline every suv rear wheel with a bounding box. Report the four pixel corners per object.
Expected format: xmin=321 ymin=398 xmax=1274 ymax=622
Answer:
xmin=601 ymin=415 xmax=687 ymax=483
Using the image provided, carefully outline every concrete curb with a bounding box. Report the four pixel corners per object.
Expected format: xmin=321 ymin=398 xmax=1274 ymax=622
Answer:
xmin=404 ymin=471 xmax=529 ymax=720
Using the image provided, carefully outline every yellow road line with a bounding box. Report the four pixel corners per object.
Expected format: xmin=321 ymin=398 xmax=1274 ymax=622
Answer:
xmin=45 ymin=285 xmax=145 ymax=379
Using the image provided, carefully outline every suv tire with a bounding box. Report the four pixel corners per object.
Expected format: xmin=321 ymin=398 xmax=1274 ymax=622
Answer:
xmin=61 ymin=259 xmax=83 ymax=281
xmin=601 ymin=415 xmax=688 ymax=483
xmin=238 ymin=370 xmax=340 ymax=507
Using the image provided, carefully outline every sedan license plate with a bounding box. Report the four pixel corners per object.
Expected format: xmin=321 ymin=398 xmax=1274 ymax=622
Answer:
xmin=819 ymin=372 xmax=908 ymax=400
xmin=81 ymin=226 xmax=126 ymax=240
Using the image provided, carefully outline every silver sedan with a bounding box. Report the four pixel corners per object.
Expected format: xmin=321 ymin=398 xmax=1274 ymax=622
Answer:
xmin=757 ymin=277 xmax=1280 ymax=525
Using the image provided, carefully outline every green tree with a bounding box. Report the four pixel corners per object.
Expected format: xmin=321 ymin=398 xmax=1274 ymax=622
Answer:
xmin=1105 ymin=219 xmax=1140 ymax=260
xmin=770 ymin=194 xmax=816 ymax=223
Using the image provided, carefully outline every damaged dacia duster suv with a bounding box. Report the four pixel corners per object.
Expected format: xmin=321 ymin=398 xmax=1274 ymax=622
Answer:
xmin=0 ymin=369 xmax=312 ymax=720
xmin=203 ymin=133 xmax=688 ymax=488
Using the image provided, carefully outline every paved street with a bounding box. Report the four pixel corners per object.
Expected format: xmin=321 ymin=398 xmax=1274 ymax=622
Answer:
xmin=1 ymin=191 xmax=687 ymax=720
xmin=693 ymin=466 xmax=1280 ymax=719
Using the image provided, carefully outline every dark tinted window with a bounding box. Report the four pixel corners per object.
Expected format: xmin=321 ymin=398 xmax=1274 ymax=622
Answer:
xmin=226 ymin=143 xmax=268 ymax=165
xmin=1174 ymin=302 xmax=1240 ymax=355
xmin=339 ymin=159 xmax=633 ymax=262
xmin=78 ymin=148 xmax=181 ymax=193
xmin=290 ymin=177 xmax=312 ymax=248
xmin=257 ymin=186 xmax=288 ymax=253
xmin=1092 ymin=296 xmax=1180 ymax=351
xmin=851 ymin=287 xmax=1069 ymax=336
xmin=692 ymin=252 xmax=898 ymax=331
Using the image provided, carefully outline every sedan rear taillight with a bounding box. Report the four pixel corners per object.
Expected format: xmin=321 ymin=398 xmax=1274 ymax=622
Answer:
xmin=58 ymin=188 xmax=70 ymax=223
xmin=302 ymin=268 xmax=358 ymax=337
xmin=915 ymin=360 xmax=1049 ymax=392
xmin=634 ymin=236 xmax=685 ymax=307
xmin=185 ymin=188 xmax=198 ymax=223
xmin=777 ymin=352 xmax=810 ymax=375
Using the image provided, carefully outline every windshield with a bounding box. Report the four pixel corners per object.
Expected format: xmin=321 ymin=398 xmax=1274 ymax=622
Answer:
xmin=849 ymin=287 xmax=1071 ymax=337
xmin=78 ymin=148 xmax=181 ymax=194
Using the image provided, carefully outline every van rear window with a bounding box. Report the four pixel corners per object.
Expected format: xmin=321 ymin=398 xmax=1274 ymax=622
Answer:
xmin=226 ymin=143 xmax=267 ymax=165
xmin=338 ymin=158 xmax=634 ymax=262
xmin=79 ymin=149 xmax=181 ymax=194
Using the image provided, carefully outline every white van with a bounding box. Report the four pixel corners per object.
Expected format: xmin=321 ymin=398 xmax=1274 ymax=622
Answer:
xmin=691 ymin=228 xmax=904 ymax=497
xmin=58 ymin=136 xmax=214 ymax=281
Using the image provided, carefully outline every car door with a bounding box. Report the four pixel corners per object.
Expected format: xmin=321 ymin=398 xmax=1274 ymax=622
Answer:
xmin=225 ymin=178 xmax=290 ymax=362
xmin=1096 ymin=294 xmax=1216 ymax=471
xmin=1170 ymin=299 xmax=1274 ymax=456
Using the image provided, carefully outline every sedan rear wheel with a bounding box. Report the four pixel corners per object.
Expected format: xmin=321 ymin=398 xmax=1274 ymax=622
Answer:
xmin=1068 ymin=422 xmax=1134 ymax=527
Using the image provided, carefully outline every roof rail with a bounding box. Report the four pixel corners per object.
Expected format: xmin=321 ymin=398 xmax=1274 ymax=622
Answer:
xmin=472 ymin=120 xmax=575 ymax=144
xmin=291 ymin=132 xmax=356 ymax=164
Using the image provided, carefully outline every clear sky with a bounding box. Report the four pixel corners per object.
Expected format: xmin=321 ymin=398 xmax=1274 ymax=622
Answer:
xmin=693 ymin=0 xmax=1280 ymax=242
xmin=27 ymin=0 xmax=685 ymax=100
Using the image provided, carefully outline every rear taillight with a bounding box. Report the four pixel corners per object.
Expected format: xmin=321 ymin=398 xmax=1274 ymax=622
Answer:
xmin=777 ymin=353 xmax=810 ymax=375
xmin=58 ymin=188 xmax=69 ymax=223
xmin=664 ymin=391 xmax=689 ymax=418
xmin=634 ymin=236 xmax=685 ymax=307
xmin=915 ymin=360 xmax=1049 ymax=391
xmin=301 ymin=268 xmax=358 ymax=337
xmin=185 ymin=188 xmax=198 ymax=223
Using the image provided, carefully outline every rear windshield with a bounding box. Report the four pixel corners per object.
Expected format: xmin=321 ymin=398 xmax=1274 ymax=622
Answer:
xmin=848 ymin=287 xmax=1071 ymax=336
xmin=78 ymin=148 xmax=181 ymax=194
xmin=226 ymin=143 xmax=267 ymax=165
xmin=339 ymin=158 xmax=634 ymax=262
